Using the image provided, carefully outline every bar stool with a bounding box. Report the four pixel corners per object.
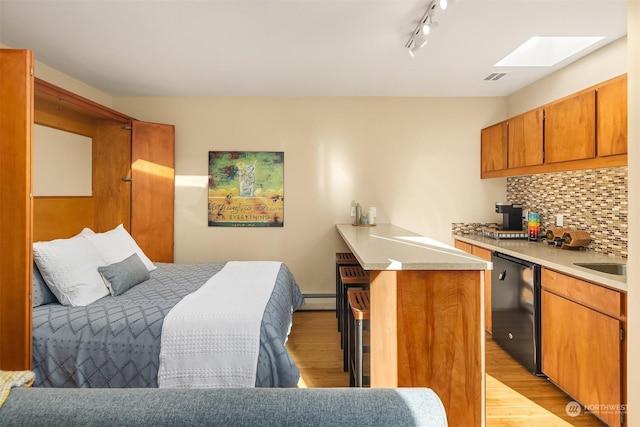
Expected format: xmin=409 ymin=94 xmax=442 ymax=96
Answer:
xmin=339 ymin=265 xmax=369 ymax=371
xmin=348 ymin=289 xmax=370 ymax=387
xmin=335 ymin=252 xmax=359 ymax=331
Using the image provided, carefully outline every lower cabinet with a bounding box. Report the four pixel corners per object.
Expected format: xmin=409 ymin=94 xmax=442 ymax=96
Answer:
xmin=541 ymin=268 xmax=625 ymax=427
xmin=454 ymin=240 xmax=492 ymax=333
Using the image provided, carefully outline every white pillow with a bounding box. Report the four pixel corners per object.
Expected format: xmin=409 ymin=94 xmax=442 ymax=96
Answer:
xmin=33 ymin=236 xmax=109 ymax=307
xmin=83 ymin=224 xmax=156 ymax=272
xmin=77 ymin=227 xmax=95 ymax=237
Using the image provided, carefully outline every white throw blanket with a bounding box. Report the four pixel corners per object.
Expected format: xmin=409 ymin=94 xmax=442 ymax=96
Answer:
xmin=157 ymin=261 xmax=281 ymax=388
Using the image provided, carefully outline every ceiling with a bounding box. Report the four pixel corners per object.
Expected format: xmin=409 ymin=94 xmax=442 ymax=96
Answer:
xmin=0 ymin=0 xmax=628 ymax=97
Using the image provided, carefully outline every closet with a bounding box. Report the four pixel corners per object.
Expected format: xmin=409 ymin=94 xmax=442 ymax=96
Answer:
xmin=0 ymin=49 xmax=175 ymax=370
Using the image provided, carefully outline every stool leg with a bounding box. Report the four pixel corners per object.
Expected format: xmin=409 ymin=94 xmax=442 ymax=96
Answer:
xmin=335 ymin=262 xmax=339 ymax=320
xmin=348 ymin=303 xmax=355 ymax=387
xmin=338 ymin=277 xmax=344 ymax=335
xmin=355 ymin=318 xmax=363 ymax=387
xmin=342 ymin=286 xmax=353 ymax=371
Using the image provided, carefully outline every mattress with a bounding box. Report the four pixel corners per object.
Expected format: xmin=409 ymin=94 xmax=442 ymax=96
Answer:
xmin=32 ymin=262 xmax=305 ymax=388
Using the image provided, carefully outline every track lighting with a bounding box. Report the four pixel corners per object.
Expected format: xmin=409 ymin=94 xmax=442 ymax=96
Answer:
xmin=408 ymin=33 xmax=428 ymax=57
xmin=422 ymin=19 xmax=439 ymax=36
xmin=405 ymin=0 xmax=449 ymax=56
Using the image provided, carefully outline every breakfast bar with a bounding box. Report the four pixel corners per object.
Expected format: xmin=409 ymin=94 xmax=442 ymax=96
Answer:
xmin=336 ymin=224 xmax=491 ymax=427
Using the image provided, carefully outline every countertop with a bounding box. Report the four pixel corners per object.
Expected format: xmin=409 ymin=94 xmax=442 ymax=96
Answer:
xmin=336 ymin=223 xmax=490 ymax=271
xmin=454 ymin=233 xmax=627 ymax=292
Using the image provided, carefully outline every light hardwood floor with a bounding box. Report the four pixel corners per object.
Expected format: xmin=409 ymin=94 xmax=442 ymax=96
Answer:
xmin=286 ymin=310 xmax=605 ymax=426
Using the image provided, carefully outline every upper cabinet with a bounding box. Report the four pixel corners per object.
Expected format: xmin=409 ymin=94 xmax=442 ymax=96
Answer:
xmin=481 ymin=121 xmax=508 ymax=173
xmin=597 ymin=75 xmax=628 ymax=157
xmin=507 ymin=108 xmax=544 ymax=168
xmin=480 ymin=74 xmax=627 ymax=179
xmin=545 ymin=90 xmax=596 ymax=163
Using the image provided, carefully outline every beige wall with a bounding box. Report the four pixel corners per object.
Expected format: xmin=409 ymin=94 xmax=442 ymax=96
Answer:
xmin=112 ymin=96 xmax=506 ymax=296
xmin=32 ymin=53 xmax=114 ymax=107
xmin=507 ymin=36 xmax=627 ymax=116
xmin=33 ymin=124 xmax=92 ymax=197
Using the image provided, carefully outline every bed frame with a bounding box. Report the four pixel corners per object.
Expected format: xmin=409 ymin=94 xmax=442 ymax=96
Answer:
xmin=0 ymin=48 xmax=175 ymax=370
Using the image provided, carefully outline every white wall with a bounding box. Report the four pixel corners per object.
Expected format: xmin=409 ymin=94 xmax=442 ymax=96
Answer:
xmin=113 ymin=96 xmax=506 ymax=296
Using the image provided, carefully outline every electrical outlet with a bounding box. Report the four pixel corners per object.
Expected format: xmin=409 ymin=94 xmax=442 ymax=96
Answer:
xmin=370 ymin=207 xmax=377 ymax=217
xmin=350 ymin=207 xmax=356 ymax=217
xmin=556 ymin=214 xmax=564 ymax=227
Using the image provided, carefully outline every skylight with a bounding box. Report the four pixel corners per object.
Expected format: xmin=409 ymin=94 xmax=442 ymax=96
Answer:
xmin=494 ymin=36 xmax=605 ymax=67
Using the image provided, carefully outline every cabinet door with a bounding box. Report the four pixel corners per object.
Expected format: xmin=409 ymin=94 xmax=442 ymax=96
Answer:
xmin=508 ymin=109 xmax=543 ymax=168
xmin=481 ymin=121 xmax=508 ymax=174
xmin=541 ymin=290 xmax=621 ymax=426
xmin=597 ymin=75 xmax=627 ymax=156
xmin=131 ymin=121 xmax=175 ymax=263
xmin=0 ymin=49 xmax=33 ymax=370
xmin=454 ymin=239 xmax=472 ymax=253
xmin=471 ymin=246 xmax=492 ymax=333
xmin=93 ymin=120 xmax=132 ymax=233
xmin=545 ymin=91 xmax=596 ymax=163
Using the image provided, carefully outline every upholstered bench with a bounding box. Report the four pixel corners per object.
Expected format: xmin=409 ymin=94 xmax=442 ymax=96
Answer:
xmin=0 ymin=387 xmax=448 ymax=427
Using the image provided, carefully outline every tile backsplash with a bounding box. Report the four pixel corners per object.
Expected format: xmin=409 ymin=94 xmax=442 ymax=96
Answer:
xmin=507 ymin=167 xmax=627 ymax=258
xmin=452 ymin=167 xmax=628 ymax=258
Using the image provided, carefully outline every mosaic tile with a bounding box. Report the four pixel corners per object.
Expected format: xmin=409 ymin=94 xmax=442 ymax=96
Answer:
xmin=453 ymin=167 xmax=627 ymax=258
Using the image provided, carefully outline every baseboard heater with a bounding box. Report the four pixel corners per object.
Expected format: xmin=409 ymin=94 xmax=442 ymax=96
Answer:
xmin=300 ymin=293 xmax=336 ymax=310
xmin=302 ymin=293 xmax=335 ymax=299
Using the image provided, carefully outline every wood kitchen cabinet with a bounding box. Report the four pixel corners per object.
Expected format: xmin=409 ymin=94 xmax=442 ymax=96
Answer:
xmin=541 ymin=268 xmax=625 ymax=427
xmin=507 ymin=108 xmax=544 ymax=168
xmin=545 ymin=90 xmax=596 ymax=164
xmin=454 ymin=240 xmax=492 ymax=333
xmin=480 ymin=74 xmax=627 ymax=179
xmin=480 ymin=121 xmax=508 ymax=174
xmin=597 ymin=75 xmax=627 ymax=157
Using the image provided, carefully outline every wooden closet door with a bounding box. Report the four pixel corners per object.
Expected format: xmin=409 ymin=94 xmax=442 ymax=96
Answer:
xmin=0 ymin=49 xmax=33 ymax=370
xmin=131 ymin=121 xmax=175 ymax=262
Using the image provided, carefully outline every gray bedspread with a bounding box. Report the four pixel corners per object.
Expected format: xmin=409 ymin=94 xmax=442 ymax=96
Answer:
xmin=32 ymin=262 xmax=305 ymax=388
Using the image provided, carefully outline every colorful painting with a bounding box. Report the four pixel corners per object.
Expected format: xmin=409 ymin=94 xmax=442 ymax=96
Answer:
xmin=208 ymin=151 xmax=284 ymax=227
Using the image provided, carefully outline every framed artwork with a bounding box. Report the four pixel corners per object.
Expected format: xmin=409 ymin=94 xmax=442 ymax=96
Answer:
xmin=208 ymin=151 xmax=284 ymax=227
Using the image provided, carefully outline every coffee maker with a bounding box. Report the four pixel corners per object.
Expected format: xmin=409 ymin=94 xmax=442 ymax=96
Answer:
xmin=495 ymin=203 xmax=523 ymax=231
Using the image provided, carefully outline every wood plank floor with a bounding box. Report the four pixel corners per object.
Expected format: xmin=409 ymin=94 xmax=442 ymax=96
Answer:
xmin=286 ymin=310 xmax=605 ymax=426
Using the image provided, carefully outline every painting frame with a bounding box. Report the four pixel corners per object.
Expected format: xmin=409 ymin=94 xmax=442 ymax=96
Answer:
xmin=208 ymin=151 xmax=284 ymax=227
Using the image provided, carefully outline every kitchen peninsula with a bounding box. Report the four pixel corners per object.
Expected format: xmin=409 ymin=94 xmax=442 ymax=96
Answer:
xmin=336 ymin=224 xmax=491 ymax=427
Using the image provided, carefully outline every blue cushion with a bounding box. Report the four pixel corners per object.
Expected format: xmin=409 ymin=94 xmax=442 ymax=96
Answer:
xmin=33 ymin=263 xmax=57 ymax=307
xmin=98 ymin=253 xmax=150 ymax=296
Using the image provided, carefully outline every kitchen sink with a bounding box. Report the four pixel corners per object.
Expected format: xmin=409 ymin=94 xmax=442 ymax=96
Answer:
xmin=573 ymin=262 xmax=627 ymax=276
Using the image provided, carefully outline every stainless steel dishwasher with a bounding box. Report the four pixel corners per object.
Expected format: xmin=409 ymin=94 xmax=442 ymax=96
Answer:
xmin=491 ymin=252 xmax=544 ymax=376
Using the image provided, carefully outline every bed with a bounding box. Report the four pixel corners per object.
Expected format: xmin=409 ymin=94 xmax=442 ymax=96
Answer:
xmin=30 ymin=227 xmax=305 ymax=388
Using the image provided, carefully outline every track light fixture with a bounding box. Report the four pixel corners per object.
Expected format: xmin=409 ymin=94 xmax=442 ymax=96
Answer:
xmin=408 ymin=33 xmax=428 ymax=57
xmin=405 ymin=0 xmax=449 ymax=56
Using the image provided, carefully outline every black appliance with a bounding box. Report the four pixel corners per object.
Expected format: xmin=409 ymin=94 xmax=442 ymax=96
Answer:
xmin=495 ymin=203 xmax=523 ymax=231
xmin=491 ymin=252 xmax=544 ymax=376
